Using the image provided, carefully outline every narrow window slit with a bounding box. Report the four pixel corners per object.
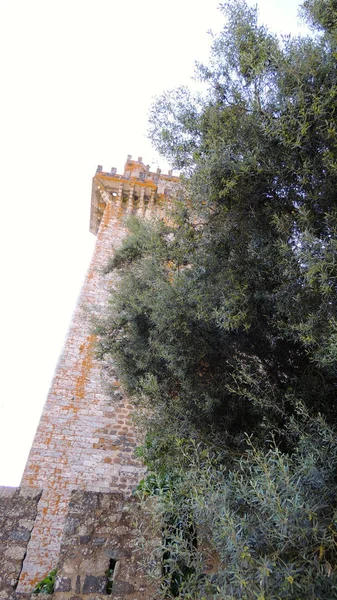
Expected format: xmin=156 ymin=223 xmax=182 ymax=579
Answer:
xmin=106 ymin=558 xmax=116 ymax=595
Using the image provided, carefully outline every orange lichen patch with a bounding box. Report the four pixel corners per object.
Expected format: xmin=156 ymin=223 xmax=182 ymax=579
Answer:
xmin=98 ymin=173 xmax=157 ymax=189
xmin=116 ymin=205 xmax=124 ymax=219
xmin=74 ymin=334 xmax=96 ymax=401
xmin=130 ymin=178 xmax=157 ymax=188
xmin=97 ymin=171 xmax=179 ymax=187
xmin=93 ymin=442 xmax=118 ymax=451
xmin=156 ymin=193 xmax=166 ymax=204
xmin=160 ymin=173 xmax=180 ymax=182
xmin=104 ymin=457 xmax=112 ymax=464
xmin=100 ymin=199 xmax=113 ymax=230
xmin=23 ymin=572 xmax=40 ymax=588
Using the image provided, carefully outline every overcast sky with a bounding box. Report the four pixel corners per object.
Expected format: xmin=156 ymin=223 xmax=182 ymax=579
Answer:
xmin=0 ymin=0 xmax=308 ymax=486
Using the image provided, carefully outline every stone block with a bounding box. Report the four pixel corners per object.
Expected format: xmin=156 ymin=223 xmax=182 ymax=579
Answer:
xmin=55 ymin=576 xmax=72 ymax=592
xmin=92 ymin=538 xmax=106 ymax=546
xmin=0 ymin=487 xmax=17 ymax=499
xmin=82 ymin=574 xmax=106 ymax=594
xmin=111 ymin=580 xmax=135 ymax=595
xmin=9 ymin=529 xmax=31 ymax=542
xmin=79 ymin=535 xmax=91 ymax=545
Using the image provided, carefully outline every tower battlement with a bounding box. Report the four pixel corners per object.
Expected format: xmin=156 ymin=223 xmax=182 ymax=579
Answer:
xmin=90 ymin=155 xmax=179 ymax=234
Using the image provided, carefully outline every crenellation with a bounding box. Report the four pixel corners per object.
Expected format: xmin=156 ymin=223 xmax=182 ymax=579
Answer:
xmin=89 ymin=154 xmax=179 ymax=234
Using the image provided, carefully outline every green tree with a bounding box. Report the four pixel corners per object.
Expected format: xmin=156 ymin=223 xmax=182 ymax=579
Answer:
xmin=136 ymin=415 xmax=337 ymax=599
xmin=98 ymin=0 xmax=337 ymax=446
xmin=97 ymin=0 xmax=337 ymax=595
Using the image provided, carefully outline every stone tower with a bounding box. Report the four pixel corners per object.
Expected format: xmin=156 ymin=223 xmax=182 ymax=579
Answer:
xmin=0 ymin=156 xmax=179 ymax=599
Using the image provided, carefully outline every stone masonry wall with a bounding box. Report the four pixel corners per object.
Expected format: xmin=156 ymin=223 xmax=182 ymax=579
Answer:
xmin=16 ymin=160 xmax=179 ymax=593
xmin=53 ymin=490 xmax=155 ymax=600
xmin=17 ymin=198 xmax=146 ymax=592
xmin=0 ymin=486 xmax=41 ymax=599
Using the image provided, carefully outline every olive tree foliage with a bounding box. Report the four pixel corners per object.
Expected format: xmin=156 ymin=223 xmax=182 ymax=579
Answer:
xmin=147 ymin=0 xmax=337 ymax=421
xmin=135 ymin=413 xmax=337 ymax=599
xmin=96 ymin=0 xmax=337 ymax=596
xmin=98 ymin=0 xmax=337 ymax=445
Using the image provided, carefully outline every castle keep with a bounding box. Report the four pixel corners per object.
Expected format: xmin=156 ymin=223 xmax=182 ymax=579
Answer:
xmin=0 ymin=157 xmax=179 ymax=599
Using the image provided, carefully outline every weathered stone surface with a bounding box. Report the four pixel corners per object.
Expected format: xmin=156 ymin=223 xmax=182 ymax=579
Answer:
xmin=111 ymin=580 xmax=135 ymax=595
xmin=0 ymin=487 xmax=41 ymax=600
xmin=9 ymin=531 xmax=31 ymax=543
xmin=82 ymin=575 xmax=106 ymax=594
xmin=53 ymin=490 xmax=156 ymax=600
xmin=11 ymin=158 xmax=177 ymax=596
xmin=79 ymin=536 xmax=91 ymax=545
xmin=55 ymin=576 xmax=71 ymax=592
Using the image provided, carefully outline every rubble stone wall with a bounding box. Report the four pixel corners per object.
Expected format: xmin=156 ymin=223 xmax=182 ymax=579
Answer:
xmin=0 ymin=486 xmax=41 ymax=599
xmin=53 ymin=490 xmax=154 ymax=600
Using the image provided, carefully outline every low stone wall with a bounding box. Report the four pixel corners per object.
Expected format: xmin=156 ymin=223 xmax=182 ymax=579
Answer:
xmin=0 ymin=486 xmax=157 ymax=600
xmin=53 ymin=490 xmax=154 ymax=600
xmin=0 ymin=486 xmax=41 ymax=599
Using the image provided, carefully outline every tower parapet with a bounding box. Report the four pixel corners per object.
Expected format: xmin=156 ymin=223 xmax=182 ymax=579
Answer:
xmin=90 ymin=155 xmax=179 ymax=235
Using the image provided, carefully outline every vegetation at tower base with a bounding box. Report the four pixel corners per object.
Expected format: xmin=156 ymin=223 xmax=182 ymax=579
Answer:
xmin=33 ymin=569 xmax=57 ymax=594
xmin=96 ymin=0 xmax=337 ymax=597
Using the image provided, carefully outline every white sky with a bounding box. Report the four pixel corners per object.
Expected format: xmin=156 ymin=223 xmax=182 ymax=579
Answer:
xmin=0 ymin=0 xmax=308 ymax=486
